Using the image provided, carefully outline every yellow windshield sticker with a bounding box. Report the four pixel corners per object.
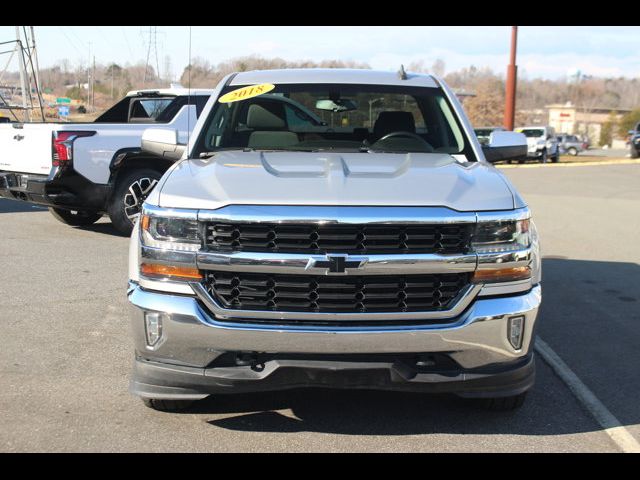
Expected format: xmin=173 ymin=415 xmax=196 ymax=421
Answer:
xmin=218 ymin=83 xmax=275 ymax=103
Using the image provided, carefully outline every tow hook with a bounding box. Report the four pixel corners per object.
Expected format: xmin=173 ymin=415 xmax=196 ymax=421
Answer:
xmin=236 ymin=352 xmax=266 ymax=372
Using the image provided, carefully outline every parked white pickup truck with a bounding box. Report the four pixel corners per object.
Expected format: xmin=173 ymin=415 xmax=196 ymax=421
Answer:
xmin=127 ymin=69 xmax=540 ymax=413
xmin=0 ymin=87 xmax=212 ymax=234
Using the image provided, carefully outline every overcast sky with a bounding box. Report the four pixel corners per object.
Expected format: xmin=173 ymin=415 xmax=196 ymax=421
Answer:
xmin=2 ymin=26 xmax=639 ymax=80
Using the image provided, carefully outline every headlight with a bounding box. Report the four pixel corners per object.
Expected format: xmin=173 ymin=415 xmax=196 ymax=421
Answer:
xmin=138 ymin=207 xmax=202 ymax=282
xmin=471 ymin=218 xmax=530 ymax=253
xmin=140 ymin=209 xmax=200 ymax=252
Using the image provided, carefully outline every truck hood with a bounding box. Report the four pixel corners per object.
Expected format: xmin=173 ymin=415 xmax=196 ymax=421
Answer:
xmin=157 ymin=151 xmax=516 ymax=211
xmin=526 ymin=137 xmax=543 ymax=149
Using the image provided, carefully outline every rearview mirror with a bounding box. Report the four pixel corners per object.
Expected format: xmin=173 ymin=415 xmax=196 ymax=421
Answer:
xmin=482 ymin=131 xmax=527 ymax=163
xmin=141 ymin=128 xmax=185 ymax=161
xmin=315 ymin=99 xmax=358 ymax=112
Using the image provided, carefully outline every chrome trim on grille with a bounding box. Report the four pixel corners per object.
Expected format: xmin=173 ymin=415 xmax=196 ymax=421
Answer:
xmin=138 ymin=277 xmax=196 ymax=295
xmin=189 ymin=281 xmax=482 ymax=321
xmin=476 ymin=207 xmax=530 ymax=223
xmin=476 ymin=248 xmax=532 ymax=270
xmin=141 ymin=245 xmax=197 ymax=268
xmin=479 ymin=279 xmax=534 ymax=296
xmin=197 ymin=205 xmax=477 ymax=225
xmin=142 ymin=203 xmax=199 ymax=220
xmin=196 ymin=250 xmax=477 ymax=275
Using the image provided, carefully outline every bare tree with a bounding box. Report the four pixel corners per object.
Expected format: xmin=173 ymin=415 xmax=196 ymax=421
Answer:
xmin=462 ymin=77 xmax=505 ymax=126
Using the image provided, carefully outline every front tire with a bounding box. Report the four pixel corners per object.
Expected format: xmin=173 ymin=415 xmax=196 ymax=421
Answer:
xmin=108 ymin=169 xmax=162 ymax=236
xmin=539 ymin=149 xmax=548 ymax=163
xmin=567 ymin=147 xmax=578 ymax=156
xmin=481 ymin=392 xmax=527 ymax=411
xmin=631 ymin=144 xmax=639 ymax=159
xmin=48 ymin=207 xmax=102 ymax=226
xmin=142 ymin=398 xmax=195 ymax=412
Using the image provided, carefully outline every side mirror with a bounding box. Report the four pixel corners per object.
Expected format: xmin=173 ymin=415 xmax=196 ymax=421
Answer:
xmin=482 ymin=131 xmax=527 ymax=163
xmin=141 ymin=128 xmax=185 ymax=161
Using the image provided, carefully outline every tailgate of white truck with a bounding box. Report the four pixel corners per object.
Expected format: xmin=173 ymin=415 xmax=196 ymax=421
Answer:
xmin=0 ymin=123 xmax=56 ymax=175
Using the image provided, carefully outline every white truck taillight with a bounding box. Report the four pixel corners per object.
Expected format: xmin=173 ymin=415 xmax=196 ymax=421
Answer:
xmin=52 ymin=131 xmax=95 ymax=167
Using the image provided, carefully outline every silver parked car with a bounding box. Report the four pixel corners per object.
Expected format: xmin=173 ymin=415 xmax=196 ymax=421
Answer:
xmin=556 ymin=134 xmax=586 ymax=156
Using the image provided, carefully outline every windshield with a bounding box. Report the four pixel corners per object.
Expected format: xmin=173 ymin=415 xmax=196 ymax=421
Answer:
xmin=194 ymin=83 xmax=467 ymax=156
xmin=518 ymin=128 xmax=544 ymax=138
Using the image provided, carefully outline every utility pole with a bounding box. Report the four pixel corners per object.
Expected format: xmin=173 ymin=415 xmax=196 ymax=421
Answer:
xmin=28 ymin=26 xmax=45 ymax=121
xmin=503 ymin=26 xmax=518 ymax=131
xmin=143 ymin=26 xmax=162 ymax=85
xmin=87 ymin=42 xmax=91 ymax=110
xmin=92 ymin=55 xmax=95 ymax=111
xmin=15 ymin=26 xmax=29 ymax=121
xmin=143 ymin=26 xmax=152 ymax=86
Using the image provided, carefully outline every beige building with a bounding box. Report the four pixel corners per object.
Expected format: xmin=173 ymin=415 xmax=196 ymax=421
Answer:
xmin=547 ymin=103 xmax=631 ymax=147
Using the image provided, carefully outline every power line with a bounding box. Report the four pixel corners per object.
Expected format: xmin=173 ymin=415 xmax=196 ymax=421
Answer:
xmin=68 ymin=26 xmax=85 ymax=50
xmin=58 ymin=27 xmax=83 ymax=57
xmin=121 ymin=27 xmax=135 ymax=63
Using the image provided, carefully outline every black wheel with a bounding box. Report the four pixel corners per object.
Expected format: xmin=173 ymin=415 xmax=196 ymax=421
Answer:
xmin=142 ymin=398 xmax=195 ymax=412
xmin=480 ymin=392 xmax=527 ymax=411
xmin=48 ymin=207 xmax=102 ymax=226
xmin=631 ymin=144 xmax=639 ymax=159
xmin=108 ymin=169 xmax=162 ymax=236
xmin=567 ymin=147 xmax=578 ymax=156
xmin=539 ymin=149 xmax=548 ymax=164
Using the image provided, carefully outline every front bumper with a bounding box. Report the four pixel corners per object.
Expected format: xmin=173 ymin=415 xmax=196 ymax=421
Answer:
xmin=128 ymin=283 xmax=541 ymax=399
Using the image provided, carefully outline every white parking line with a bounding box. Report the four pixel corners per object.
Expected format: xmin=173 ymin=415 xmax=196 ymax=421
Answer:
xmin=535 ymin=337 xmax=640 ymax=453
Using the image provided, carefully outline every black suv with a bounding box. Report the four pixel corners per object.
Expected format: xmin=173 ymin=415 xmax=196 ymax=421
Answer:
xmin=630 ymin=122 xmax=640 ymax=159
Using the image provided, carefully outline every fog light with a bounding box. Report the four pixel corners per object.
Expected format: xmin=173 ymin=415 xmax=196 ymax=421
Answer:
xmin=508 ymin=315 xmax=525 ymax=349
xmin=144 ymin=312 xmax=166 ymax=347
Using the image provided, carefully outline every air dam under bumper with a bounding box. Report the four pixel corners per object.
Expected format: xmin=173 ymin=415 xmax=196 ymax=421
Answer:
xmin=128 ymin=284 xmax=541 ymax=399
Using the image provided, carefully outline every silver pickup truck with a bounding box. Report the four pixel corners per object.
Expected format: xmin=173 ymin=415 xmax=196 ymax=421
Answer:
xmin=127 ymin=69 xmax=541 ymax=412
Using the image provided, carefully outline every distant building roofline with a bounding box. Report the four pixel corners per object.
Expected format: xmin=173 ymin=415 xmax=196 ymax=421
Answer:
xmin=545 ymin=103 xmax=632 ymax=113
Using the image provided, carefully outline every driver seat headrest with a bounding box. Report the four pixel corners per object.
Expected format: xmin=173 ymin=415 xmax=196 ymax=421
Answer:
xmin=373 ymin=111 xmax=416 ymax=138
xmin=246 ymin=103 xmax=286 ymax=129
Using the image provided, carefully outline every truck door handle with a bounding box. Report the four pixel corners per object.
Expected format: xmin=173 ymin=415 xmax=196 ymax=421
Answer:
xmin=13 ymin=134 xmax=24 ymax=141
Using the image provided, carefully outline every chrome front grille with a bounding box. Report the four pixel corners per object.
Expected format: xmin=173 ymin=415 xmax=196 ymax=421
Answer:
xmin=204 ymin=271 xmax=471 ymax=313
xmin=204 ymin=222 xmax=472 ymax=255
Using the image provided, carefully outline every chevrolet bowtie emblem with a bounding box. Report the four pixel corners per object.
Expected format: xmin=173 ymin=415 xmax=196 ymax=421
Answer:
xmin=313 ymin=255 xmax=363 ymax=273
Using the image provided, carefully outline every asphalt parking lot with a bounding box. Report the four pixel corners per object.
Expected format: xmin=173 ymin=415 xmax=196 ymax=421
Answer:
xmin=1 ymin=161 xmax=639 ymax=452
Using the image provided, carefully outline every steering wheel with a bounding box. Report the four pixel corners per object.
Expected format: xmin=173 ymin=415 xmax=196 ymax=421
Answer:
xmin=374 ymin=131 xmax=434 ymax=151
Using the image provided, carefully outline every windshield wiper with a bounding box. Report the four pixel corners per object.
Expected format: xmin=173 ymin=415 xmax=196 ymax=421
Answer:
xmin=359 ymin=147 xmax=430 ymax=154
xmin=199 ymin=147 xmax=255 ymax=158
